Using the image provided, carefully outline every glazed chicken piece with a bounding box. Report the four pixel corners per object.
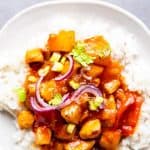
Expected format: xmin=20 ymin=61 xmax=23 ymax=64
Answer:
xmin=17 ymin=110 xmax=34 ymax=129
xmin=54 ymin=124 xmax=76 ymax=141
xmin=99 ymin=130 xmax=121 ymax=150
xmin=35 ymin=126 xmax=52 ymax=145
xmin=46 ymin=30 xmax=75 ymax=52
xmin=25 ymin=48 xmax=44 ymax=64
xmin=64 ymin=140 xmax=95 ymax=150
xmin=104 ymin=79 xmax=120 ymax=94
xmin=79 ymin=119 xmax=101 ymax=139
xmin=61 ymin=103 xmax=82 ymax=124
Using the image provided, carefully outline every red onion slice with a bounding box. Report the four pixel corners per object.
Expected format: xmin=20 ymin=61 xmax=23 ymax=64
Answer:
xmin=35 ymin=55 xmax=73 ymax=108
xmin=30 ymin=97 xmax=57 ymax=112
xmin=59 ymin=84 xmax=102 ymax=108
xmin=36 ymin=74 xmax=71 ymax=109
xmin=71 ymin=84 xmax=102 ymax=101
xmin=57 ymin=99 xmax=71 ymax=109
xmin=55 ymin=55 xmax=74 ymax=81
xmin=30 ymin=97 xmax=63 ymax=124
xmin=36 ymin=75 xmax=50 ymax=107
xmin=31 ymin=93 xmax=70 ymax=112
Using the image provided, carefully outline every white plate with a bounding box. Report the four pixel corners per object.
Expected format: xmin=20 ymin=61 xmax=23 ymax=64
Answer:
xmin=0 ymin=0 xmax=149 ymax=149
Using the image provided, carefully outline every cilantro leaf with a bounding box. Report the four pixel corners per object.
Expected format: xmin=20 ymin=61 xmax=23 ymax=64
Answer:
xmin=49 ymin=93 xmax=62 ymax=106
xmin=71 ymin=42 xmax=95 ymax=67
xmin=14 ymin=87 xmax=26 ymax=102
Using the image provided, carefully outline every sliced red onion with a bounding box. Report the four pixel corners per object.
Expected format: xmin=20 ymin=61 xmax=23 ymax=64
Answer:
xmin=35 ymin=75 xmax=50 ymax=107
xmin=61 ymin=93 xmax=70 ymax=102
xmin=30 ymin=97 xmax=57 ymax=112
xmin=55 ymin=55 xmax=74 ymax=81
xmin=36 ymin=71 xmax=71 ymax=109
xmin=71 ymin=84 xmax=102 ymax=102
xmin=30 ymin=97 xmax=63 ymax=125
xmin=59 ymin=84 xmax=102 ymax=108
xmin=81 ymin=66 xmax=92 ymax=80
xmin=57 ymin=98 xmax=71 ymax=109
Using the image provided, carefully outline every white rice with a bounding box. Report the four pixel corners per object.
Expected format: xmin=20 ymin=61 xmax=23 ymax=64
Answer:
xmin=109 ymin=33 xmax=150 ymax=150
xmin=0 ymin=28 xmax=150 ymax=149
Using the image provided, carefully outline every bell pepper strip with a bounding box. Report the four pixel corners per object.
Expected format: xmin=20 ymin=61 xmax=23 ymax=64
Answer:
xmin=120 ymin=95 xmax=143 ymax=136
xmin=114 ymin=92 xmax=143 ymax=136
xmin=114 ymin=91 xmax=134 ymax=129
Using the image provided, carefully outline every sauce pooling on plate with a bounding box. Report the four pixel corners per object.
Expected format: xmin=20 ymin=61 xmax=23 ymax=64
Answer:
xmin=17 ymin=30 xmax=143 ymax=150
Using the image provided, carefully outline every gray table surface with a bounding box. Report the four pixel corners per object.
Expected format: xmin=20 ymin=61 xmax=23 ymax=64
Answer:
xmin=0 ymin=0 xmax=150 ymax=29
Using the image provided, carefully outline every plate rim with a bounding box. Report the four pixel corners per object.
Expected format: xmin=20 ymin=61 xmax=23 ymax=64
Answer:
xmin=0 ymin=0 xmax=149 ymax=36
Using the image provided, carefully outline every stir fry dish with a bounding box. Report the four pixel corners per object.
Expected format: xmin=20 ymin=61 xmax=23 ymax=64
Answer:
xmin=16 ymin=30 xmax=143 ymax=150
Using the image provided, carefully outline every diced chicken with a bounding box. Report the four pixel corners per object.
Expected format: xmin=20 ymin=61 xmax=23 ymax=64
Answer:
xmin=25 ymin=48 xmax=44 ymax=64
xmin=61 ymin=103 xmax=82 ymax=124
xmin=46 ymin=30 xmax=75 ymax=52
xmin=35 ymin=126 xmax=51 ymax=145
xmin=104 ymin=80 xmax=120 ymax=94
xmin=100 ymin=109 xmax=116 ymax=120
xmin=17 ymin=110 xmax=34 ymax=129
xmin=40 ymin=80 xmax=57 ymax=102
xmin=100 ymin=96 xmax=116 ymax=120
xmin=79 ymin=119 xmax=101 ymax=139
xmin=55 ymin=124 xmax=75 ymax=141
xmin=84 ymin=36 xmax=111 ymax=59
xmin=102 ymin=95 xmax=117 ymax=127
xmin=99 ymin=130 xmax=121 ymax=150
xmin=105 ymin=95 xmax=116 ymax=110
xmin=24 ymin=74 xmax=38 ymax=95
xmin=64 ymin=140 xmax=95 ymax=150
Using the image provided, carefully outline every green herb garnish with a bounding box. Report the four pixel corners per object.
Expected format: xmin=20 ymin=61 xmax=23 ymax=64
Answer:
xmin=14 ymin=87 xmax=26 ymax=102
xmin=89 ymin=97 xmax=103 ymax=111
xmin=71 ymin=42 xmax=95 ymax=67
xmin=49 ymin=93 xmax=62 ymax=106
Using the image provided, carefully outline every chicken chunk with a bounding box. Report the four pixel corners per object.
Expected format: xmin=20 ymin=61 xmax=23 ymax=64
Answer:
xmin=99 ymin=130 xmax=121 ymax=150
xmin=35 ymin=126 xmax=52 ymax=145
xmin=55 ymin=124 xmax=76 ymax=141
xmin=17 ymin=110 xmax=34 ymax=129
xmin=40 ymin=80 xmax=58 ymax=102
xmin=64 ymin=140 xmax=95 ymax=150
xmin=104 ymin=80 xmax=120 ymax=94
xmin=79 ymin=119 xmax=101 ymax=139
xmin=25 ymin=48 xmax=44 ymax=64
xmin=46 ymin=30 xmax=75 ymax=52
xmin=61 ymin=103 xmax=82 ymax=124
